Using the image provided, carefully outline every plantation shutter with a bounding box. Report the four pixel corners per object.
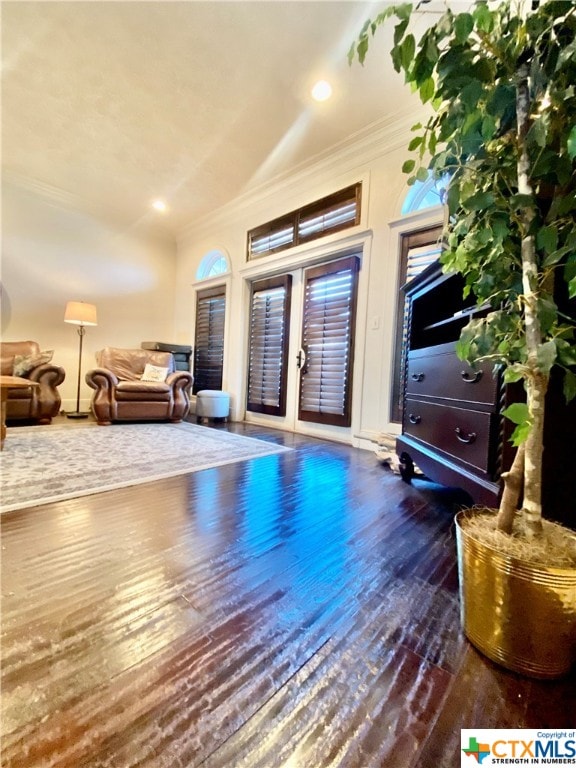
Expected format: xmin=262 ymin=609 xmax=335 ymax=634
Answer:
xmin=193 ymin=286 xmax=226 ymax=394
xmin=298 ymin=255 xmax=359 ymax=426
xmin=246 ymin=276 xmax=292 ymax=415
xmin=247 ymin=183 xmax=361 ymax=259
xmin=390 ymin=226 xmax=443 ymax=422
xmin=297 ymin=185 xmax=360 ymax=242
xmin=248 ymin=217 xmax=295 ymax=258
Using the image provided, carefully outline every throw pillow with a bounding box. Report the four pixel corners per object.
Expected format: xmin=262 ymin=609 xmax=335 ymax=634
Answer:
xmin=141 ymin=363 xmax=169 ymax=382
xmin=13 ymin=350 xmax=54 ymax=377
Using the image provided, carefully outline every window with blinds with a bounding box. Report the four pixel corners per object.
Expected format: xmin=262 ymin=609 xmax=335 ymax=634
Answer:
xmin=297 ymin=186 xmax=360 ymax=242
xmin=193 ymin=286 xmax=226 ymax=395
xmin=248 ymin=217 xmax=295 ymax=258
xmin=247 ymin=183 xmax=361 ymax=260
xmin=246 ymin=276 xmax=292 ymax=416
xmin=298 ymin=255 xmax=359 ymax=427
xmin=390 ymin=226 xmax=443 ymax=422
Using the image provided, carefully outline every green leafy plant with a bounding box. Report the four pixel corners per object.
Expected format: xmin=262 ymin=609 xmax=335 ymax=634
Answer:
xmin=350 ymin=0 xmax=576 ymax=537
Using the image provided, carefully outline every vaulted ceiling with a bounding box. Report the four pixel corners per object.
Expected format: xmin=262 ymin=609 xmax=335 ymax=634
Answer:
xmin=2 ymin=1 xmax=449 ymax=237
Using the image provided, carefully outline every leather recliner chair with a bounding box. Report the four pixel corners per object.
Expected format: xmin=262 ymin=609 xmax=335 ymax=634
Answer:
xmin=85 ymin=347 xmax=193 ymax=426
xmin=0 ymin=340 xmax=66 ymax=424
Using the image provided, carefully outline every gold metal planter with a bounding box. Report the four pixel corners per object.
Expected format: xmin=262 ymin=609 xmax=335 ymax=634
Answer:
xmin=455 ymin=510 xmax=576 ymax=679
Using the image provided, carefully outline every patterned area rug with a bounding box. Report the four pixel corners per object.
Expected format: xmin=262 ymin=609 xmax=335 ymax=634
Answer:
xmin=0 ymin=422 xmax=291 ymax=513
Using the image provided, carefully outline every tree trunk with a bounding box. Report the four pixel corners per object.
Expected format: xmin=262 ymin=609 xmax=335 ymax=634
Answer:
xmin=516 ymin=64 xmax=547 ymax=537
xmin=497 ymin=442 xmax=524 ymax=533
xmin=522 ymin=374 xmax=548 ymax=535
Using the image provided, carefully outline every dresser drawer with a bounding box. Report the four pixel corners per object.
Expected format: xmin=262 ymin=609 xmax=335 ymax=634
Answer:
xmin=404 ymin=399 xmax=494 ymax=473
xmin=406 ymin=347 xmax=499 ymax=405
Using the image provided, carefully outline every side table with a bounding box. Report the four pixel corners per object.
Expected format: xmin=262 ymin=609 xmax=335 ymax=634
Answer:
xmin=0 ymin=376 xmax=39 ymax=450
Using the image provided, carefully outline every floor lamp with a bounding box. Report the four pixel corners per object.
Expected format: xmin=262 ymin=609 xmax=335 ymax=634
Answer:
xmin=64 ymin=301 xmax=98 ymax=419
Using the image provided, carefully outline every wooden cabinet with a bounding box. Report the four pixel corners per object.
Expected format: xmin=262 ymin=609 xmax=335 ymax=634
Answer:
xmin=396 ymin=260 xmax=575 ymax=528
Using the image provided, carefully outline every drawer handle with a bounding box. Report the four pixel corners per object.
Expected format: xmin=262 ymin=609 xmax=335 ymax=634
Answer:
xmin=411 ymin=372 xmax=425 ymax=382
xmin=460 ymin=370 xmax=482 ymax=383
xmin=455 ymin=427 xmax=477 ymax=444
xmin=408 ymin=413 xmax=421 ymax=425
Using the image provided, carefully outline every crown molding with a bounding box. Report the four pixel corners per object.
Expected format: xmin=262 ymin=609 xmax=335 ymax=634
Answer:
xmin=177 ymin=105 xmax=430 ymax=243
xmin=4 ymin=100 xmax=431 ymax=247
xmin=2 ymin=169 xmax=175 ymax=241
xmin=2 ymin=170 xmax=87 ymax=212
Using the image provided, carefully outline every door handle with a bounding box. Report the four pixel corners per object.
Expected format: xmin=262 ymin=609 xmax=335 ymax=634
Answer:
xmin=296 ymin=349 xmax=307 ymax=373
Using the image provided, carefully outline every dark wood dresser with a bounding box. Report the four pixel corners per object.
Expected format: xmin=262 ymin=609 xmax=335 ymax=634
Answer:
xmin=395 ymin=260 xmax=575 ymax=528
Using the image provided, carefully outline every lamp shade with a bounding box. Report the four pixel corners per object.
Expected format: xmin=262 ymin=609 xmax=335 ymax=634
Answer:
xmin=64 ymin=301 xmax=98 ymax=326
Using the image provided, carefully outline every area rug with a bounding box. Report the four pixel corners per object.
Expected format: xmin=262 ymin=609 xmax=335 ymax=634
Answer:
xmin=0 ymin=422 xmax=291 ymax=513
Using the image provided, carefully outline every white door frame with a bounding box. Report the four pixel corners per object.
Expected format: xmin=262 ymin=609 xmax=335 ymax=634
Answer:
xmin=239 ymin=230 xmax=373 ymax=444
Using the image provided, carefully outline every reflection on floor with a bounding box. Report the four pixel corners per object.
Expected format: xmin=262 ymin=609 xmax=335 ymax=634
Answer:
xmin=1 ymin=422 xmax=574 ymax=767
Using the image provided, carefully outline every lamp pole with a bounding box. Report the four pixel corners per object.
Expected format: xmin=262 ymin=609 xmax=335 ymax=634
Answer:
xmin=69 ymin=324 xmax=87 ymax=418
xmin=64 ymin=301 xmax=97 ymax=419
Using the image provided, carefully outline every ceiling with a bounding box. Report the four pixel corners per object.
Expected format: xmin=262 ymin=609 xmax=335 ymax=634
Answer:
xmin=2 ymin=1 xmax=448 ymax=237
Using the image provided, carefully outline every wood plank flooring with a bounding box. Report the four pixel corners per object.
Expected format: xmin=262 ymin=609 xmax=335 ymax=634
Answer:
xmin=1 ymin=423 xmax=575 ymax=767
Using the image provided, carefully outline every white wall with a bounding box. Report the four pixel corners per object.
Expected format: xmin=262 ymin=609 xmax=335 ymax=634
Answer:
xmin=174 ymin=115 xmax=442 ymax=447
xmin=1 ymin=116 xmax=442 ymax=436
xmin=1 ymin=182 xmax=178 ymax=412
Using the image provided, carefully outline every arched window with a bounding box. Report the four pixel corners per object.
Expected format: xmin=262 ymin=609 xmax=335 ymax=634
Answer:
xmin=401 ymin=173 xmax=448 ymax=215
xmin=196 ymin=249 xmax=230 ymax=280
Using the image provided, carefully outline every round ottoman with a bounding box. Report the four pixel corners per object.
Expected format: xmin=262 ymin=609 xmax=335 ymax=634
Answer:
xmin=196 ymin=390 xmax=230 ymax=422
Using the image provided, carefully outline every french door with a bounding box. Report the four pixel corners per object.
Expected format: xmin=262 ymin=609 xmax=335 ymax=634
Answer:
xmin=246 ymin=254 xmax=360 ymax=433
xmin=297 ymin=255 xmax=359 ymax=426
xmin=246 ymin=276 xmax=292 ymax=416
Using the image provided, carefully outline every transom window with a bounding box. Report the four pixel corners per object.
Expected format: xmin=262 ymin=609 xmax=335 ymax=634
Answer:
xmin=247 ymin=183 xmax=362 ymax=260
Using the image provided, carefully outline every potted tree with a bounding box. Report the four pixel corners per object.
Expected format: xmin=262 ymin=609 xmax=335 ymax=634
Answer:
xmin=349 ymin=0 xmax=576 ymax=677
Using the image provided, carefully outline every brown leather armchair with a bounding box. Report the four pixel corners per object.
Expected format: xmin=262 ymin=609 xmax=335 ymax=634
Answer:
xmin=0 ymin=340 xmax=66 ymax=424
xmin=86 ymin=347 xmax=193 ymax=426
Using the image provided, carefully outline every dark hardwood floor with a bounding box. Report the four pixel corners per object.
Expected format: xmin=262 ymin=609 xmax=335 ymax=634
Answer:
xmin=1 ymin=422 xmax=575 ymax=767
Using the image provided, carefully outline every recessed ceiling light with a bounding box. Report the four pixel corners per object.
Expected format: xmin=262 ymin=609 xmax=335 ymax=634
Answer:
xmin=152 ymin=199 xmax=167 ymax=212
xmin=311 ymin=80 xmax=332 ymax=102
